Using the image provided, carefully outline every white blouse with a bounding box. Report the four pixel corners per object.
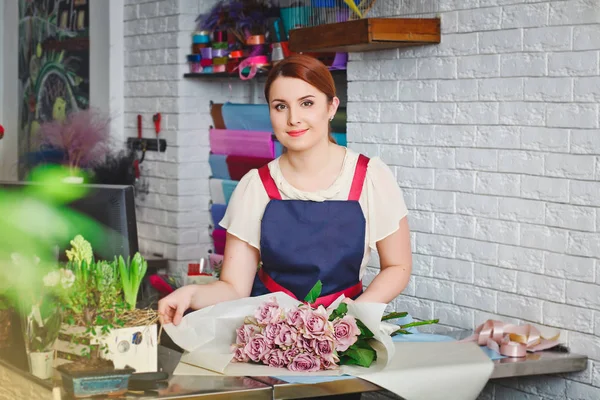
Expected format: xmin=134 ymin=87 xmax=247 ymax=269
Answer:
xmin=219 ymin=148 xmax=408 ymax=279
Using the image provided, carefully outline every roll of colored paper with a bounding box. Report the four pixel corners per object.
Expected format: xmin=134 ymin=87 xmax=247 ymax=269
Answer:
xmin=221 ymin=103 xmax=272 ymax=131
xmin=209 ymin=153 xmax=230 ymax=179
xmin=209 ymin=129 xmax=274 ymax=158
xmin=331 ymin=107 xmax=346 ymax=132
xmin=210 ymin=203 xmax=227 ymax=226
xmin=274 ymin=140 xmax=284 ymax=157
xmin=331 ymin=132 xmax=347 ymax=146
xmin=212 ymin=228 xmax=226 ymax=255
xmin=221 ymin=179 xmax=239 ymax=204
xmin=210 ymin=103 xmax=226 ymax=129
xmin=226 ymin=155 xmax=273 ymax=181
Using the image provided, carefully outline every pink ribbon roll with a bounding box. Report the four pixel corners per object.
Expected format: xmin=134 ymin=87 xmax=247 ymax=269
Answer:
xmin=461 ymin=319 xmax=561 ymax=358
xmin=238 ymin=55 xmax=269 ymax=80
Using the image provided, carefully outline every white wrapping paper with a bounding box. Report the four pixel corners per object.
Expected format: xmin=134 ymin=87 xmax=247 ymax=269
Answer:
xmin=164 ymin=293 xmax=493 ymax=399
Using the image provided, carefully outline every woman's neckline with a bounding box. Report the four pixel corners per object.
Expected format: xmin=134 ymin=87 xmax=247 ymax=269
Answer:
xmin=275 ymin=146 xmax=350 ymax=196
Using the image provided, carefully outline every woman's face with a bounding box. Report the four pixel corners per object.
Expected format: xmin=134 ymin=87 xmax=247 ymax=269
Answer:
xmin=268 ymin=77 xmax=339 ymax=152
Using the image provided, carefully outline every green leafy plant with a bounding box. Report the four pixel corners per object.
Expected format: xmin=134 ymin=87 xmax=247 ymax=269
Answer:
xmin=118 ymin=253 xmax=147 ymax=311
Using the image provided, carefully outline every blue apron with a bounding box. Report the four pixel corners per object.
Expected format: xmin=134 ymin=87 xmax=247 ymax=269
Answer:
xmin=250 ymin=154 xmax=370 ymax=307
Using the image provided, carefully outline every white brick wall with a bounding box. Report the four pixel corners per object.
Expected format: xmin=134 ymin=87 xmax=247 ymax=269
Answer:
xmin=352 ymin=1 xmax=600 ymax=398
xmin=124 ymin=0 xmax=255 ymax=277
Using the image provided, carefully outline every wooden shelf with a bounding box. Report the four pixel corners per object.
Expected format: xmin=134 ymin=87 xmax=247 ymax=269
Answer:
xmin=289 ymin=18 xmax=440 ymax=53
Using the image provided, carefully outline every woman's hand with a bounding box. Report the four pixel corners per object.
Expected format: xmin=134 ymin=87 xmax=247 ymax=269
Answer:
xmin=158 ymin=285 xmax=197 ymax=326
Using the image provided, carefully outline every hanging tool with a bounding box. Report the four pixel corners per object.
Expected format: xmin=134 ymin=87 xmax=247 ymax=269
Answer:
xmin=153 ymin=113 xmax=161 ymax=153
xmin=133 ymin=114 xmax=146 ymax=180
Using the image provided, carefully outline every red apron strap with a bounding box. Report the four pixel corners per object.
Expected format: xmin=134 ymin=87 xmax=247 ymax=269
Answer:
xmin=257 ymin=268 xmax=296 ymax=299
xmin=258 ymin=165 xmax=282 ymax=200
xmin=310 ymin=281 xmax=363 ymax=308
xmin=258 ymin=268 xmax=363 ymax=308
xmin=348 ymin=154 xmax=370 ymax=201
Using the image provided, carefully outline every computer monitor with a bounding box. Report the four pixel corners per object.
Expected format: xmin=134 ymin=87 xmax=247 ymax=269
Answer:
xmin=0 ymin=182 xmax=139 ymax=261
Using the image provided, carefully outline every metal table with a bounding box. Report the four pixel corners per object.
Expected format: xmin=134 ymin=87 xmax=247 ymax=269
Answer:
xmin=0 ymin=332 xmax=588 ymax=400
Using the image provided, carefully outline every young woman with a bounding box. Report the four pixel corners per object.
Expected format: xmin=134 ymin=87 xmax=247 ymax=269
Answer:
xmin=159 ymin=55 xmax=412 ymax=326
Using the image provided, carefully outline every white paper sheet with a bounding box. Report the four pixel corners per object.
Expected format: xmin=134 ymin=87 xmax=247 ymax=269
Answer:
xmin=165 ymin=293 xmax=493 ymax=399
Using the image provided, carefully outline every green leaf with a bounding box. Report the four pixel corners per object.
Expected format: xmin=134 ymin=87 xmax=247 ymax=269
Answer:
xmin=303 ymin=280 xmax=322 ymax=304
xmin=328 ymin=302 xmax=348 ymax=321
xmin=356 ymin=319 xmax=374 ymax=339
xmin=381 ymin=312 xmax=408 ymax=321
xmin=341 ymin=346 xmax=376 ymax=367
xmin=399 ymin=319 xmax=439 ymax=330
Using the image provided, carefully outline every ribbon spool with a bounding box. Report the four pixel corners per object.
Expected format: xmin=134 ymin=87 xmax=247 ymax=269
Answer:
xmin=229 ymin=50 xmax=244 ymax=59
xmin=213 ymin=64 xmax=226 ymax=73
xmin=246 ymin=35 xmax=265 ymax=45
xmin=192 ymin=32 xmax=210 ymax=44
xmin=200 ymin=47 xmax=213 ymax=59
xmin=213 ymin=49 xmax=228 ymax=58
xmin=214 ymin=30 xmax=227 ymax=43
xmin=212 ymin=42 xmax=228 ymax=50
xmin=213 ymin=56 xmax=228 ymax=66
xmin=461 ymin=319 xmax=561 ymax=358
xmin=200 ymin=58 xmax=213 ymax=67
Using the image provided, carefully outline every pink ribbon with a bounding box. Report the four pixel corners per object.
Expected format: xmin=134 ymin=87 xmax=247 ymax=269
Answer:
xmin=461 ymin=319 xmax=560 ymax=358
xmin=238 ymin=56 xmax=269 ymax=80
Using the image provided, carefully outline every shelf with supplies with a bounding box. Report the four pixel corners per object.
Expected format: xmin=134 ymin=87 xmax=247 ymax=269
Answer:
xmin=183 ymin=68 xmax=347 ymax=80
xmin=289 ymin=18 xmax=441 ymax=53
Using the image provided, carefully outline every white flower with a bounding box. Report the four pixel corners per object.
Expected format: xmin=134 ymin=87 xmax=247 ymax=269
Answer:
xmin=60 ymin=269 xmax=75 ymax=288
xmin=43 ymin=271 xmax=60 ymax=287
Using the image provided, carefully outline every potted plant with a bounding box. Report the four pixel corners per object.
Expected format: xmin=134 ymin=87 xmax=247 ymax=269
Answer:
xmin=53 ymin=235 xmax=158 ymax=398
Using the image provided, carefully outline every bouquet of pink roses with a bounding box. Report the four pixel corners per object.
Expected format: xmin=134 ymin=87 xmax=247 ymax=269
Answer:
xmin=231 ymin=281 xmax=438 ymax=372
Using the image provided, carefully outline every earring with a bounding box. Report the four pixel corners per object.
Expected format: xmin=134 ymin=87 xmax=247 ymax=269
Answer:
xmin=329 ymin=116 xmax=334 ymax=122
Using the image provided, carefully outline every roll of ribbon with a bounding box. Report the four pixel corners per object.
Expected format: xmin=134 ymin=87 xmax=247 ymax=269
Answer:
xmin=229 ymin=50 xmax=244 ymax=59
xmin=226 ymin=59 xmax=240 ymax=74
xmin=247 ymin=44 xmax=265 ymax=56
xmin=212 ymin=49 xmax=228 ymax=58
xmin=212 ymin=41 xmax=228 ymax=50
xmin=214 ymin=30 xmax=227 ymax=43
xmin=200 ymin=47 xmax=213 ymax=59
xmin=200 ymin=58 xmax=213 ymax=67
xmin=192 ymin=43 xmax=208 ymax=54
xmin=238 ymin=55 xmax=269 ymax=80
xmin=246 ymin=35 xmax=265 ymax=45
xmin=271 ymin=42 xmax=285 ymax=62
xmin=213 ymin=56 xmax=228 ymax=65
xmin=213 ymin=64 xmax=226 ymax=73
xmin=192 ymin=34 xmax=210 ymax=44
xmin=202 ymin=66 xmax=214 ymax=74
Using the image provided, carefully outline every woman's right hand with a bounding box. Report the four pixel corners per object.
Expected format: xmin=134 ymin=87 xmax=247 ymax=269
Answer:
xmin=158 ymin=285 xmax=196 ymax=326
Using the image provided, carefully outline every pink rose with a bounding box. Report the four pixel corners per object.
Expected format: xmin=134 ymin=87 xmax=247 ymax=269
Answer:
xmin=285 ymin=308 xmax=305 ymax=327
xmin=333 ymin=316 xmax=360 ymax=352
xmin=236 ymin=324 xmax=260 ymax=345
xmin=301 ymin=307 xmax=329 ymax=339
xmin=284 ymin=347 xmax=301 ymax=363
xmin=321 ymin=354 xmax=340 ymax=370
xmin=255 ymin=298 xmax=281 ymax=325
xmin=243 ymin=334 xmax=272 ymax=362
xmin=288 ymin=353 xmax=322 ymax=372
xmin=265 ymin=349 xmax=288 ymax=368
xmin=263 ymin=323 xmax=284 ymax=343
xmin=313 ymin=337 xmax=334 ymax=357
xmin=231 ymin=345 xmax=249 ymax=362
xmin=295 ymin=334 xmax=314 ymax=350
xmin=274 ymin=324 xmax=297 ymax=347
